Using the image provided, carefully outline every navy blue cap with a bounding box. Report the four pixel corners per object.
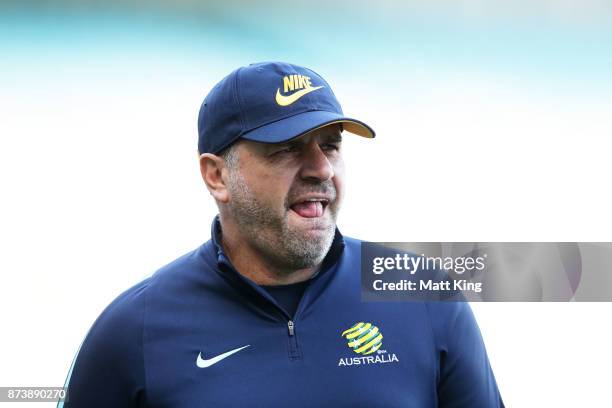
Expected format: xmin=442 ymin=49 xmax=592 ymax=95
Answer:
xmin=197 ymin=61 xmax=375 ymax=155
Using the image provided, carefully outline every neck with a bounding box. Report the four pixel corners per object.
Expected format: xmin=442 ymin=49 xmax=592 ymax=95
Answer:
xmin=219 ymin=218 xmax=320 ymax=286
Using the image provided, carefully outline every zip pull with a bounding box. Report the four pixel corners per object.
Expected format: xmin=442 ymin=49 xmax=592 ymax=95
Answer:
xmin=287 ymin=320 xmax=295 ymax=336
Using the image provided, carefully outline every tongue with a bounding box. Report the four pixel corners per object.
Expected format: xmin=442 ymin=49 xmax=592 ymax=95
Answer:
xmin=291 ymin=201 xmax=323 ymax=218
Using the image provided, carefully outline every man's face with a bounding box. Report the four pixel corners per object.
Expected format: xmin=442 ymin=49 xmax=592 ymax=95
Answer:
xmin=224 ymin=124 xmax=345 ymax=271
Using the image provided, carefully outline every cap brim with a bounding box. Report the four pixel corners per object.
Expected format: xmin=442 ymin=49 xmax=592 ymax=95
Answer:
xmin=240 ymin=110 xmax=375 ymax=145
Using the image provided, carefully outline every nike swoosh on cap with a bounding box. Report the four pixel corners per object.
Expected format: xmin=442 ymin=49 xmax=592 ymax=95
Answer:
xmin=275 ymin=86 xmax=324 ymax=106
xmin=196 ymin=345 xmax=250 ymax=368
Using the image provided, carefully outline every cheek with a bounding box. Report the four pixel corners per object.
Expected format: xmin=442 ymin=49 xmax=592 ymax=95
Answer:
xmin=244 ymin=170 xmax=294 ymax=208
xmin=332 ymin=159 xmax=346 ymax=201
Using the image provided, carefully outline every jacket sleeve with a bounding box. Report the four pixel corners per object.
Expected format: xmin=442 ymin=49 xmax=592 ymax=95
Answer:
xmin=58 ymin=280 xmax=149 ymax=408
xmin=426 ymin=301 xmax=505 ymax=408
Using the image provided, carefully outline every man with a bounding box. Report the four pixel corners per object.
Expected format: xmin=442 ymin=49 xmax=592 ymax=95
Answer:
xmin=60 ymin=62 xmax=504 ymax=407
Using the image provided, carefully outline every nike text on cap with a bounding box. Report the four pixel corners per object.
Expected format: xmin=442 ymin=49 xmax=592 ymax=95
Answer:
xmin=197 ymin=61 xmax=375 ymax=155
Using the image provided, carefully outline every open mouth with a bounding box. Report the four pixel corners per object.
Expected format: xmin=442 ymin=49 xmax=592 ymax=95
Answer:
xmin=290 ymin=198 xmax=330 ymax=218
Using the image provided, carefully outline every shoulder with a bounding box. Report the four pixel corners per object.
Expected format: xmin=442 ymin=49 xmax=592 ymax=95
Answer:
xmin=424 ymin=301 xmax=480 ymax=350
xmin=78 ymin=278 xmax=151 ymax=361
xmin=82 ymin=244 xmax=210 ymax=352
xmin=64 ymin=278 xmax=151 ymax=406
xmin=63 ymin=244 xmax=216 ymax=407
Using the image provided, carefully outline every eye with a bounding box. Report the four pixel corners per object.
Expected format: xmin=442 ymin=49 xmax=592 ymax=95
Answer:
xmin=271 ymin=145 xmax=299 ymax=155
xmin=321 ymin=143 xmax=340 ymax=151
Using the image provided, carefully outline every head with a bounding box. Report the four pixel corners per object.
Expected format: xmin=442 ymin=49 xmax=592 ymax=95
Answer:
xmin=197 ymin=62 xmax=375 ymax=273
xmin=201 ymin=123 xmax=344 ymax=270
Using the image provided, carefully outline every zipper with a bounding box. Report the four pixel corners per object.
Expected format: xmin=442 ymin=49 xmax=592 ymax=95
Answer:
xmin=287 ymin=320 xmax=301 ymax=360
xmin=287 ymin=320 xmax=295 ymax=336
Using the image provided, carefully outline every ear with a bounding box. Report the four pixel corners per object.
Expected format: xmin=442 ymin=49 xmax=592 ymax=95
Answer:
xmin=199 ymin=152 xmax=230 ymax=203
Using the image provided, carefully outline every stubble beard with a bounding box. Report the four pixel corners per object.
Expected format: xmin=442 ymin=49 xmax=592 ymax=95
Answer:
xmin=225 ymin=170 xmax=338 ymax=272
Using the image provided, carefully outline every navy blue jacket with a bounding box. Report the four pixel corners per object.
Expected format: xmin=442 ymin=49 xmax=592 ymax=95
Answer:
xmin=60 ymin=218 xmax=504 ymax=407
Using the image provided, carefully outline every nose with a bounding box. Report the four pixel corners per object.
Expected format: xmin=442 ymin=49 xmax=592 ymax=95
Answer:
xmin=298 ymin=142 xmax=335 ymax=182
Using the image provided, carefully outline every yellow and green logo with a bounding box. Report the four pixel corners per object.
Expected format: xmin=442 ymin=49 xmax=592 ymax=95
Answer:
xmin=341 ymin=322 xmax=383 ymax=355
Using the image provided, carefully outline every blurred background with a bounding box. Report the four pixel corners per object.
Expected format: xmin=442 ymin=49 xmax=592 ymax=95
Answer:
xmin=1 ymin=1 xmax=611 ymax=406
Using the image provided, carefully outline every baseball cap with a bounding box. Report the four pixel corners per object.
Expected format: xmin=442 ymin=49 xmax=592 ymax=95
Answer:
xmin=197 ymin=61 xmax=375 ymax=155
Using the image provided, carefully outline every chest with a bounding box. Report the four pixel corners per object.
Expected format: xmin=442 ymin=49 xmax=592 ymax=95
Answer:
xmin=143 ymin=303 xmax=438 ymax=408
